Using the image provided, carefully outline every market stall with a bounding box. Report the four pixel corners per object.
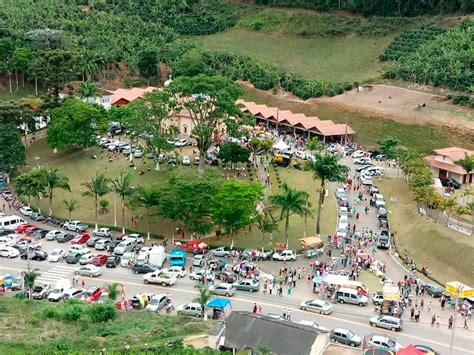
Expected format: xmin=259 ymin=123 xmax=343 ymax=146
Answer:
xmin=377 ymin=285 xmax=402 ymax=317
xmin=207 ymin=297 xmax=232 ymax=319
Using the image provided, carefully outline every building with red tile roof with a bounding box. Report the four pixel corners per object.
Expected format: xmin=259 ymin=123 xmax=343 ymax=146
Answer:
xmin=237 ymin=100 xmax=355 ymax=143
xmin=111 ymin=86 xmax=158 ymax=106
xmin=425 ymin=147 xmax=473 ymax=185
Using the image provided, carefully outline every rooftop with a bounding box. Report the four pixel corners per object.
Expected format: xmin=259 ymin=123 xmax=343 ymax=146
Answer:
xmin=111 ymin=86 xmax=158 ymax=105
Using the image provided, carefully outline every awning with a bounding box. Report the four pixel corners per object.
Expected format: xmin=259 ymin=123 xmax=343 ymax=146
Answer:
xmin=273 ymin=140 xmax=289 ymax=151
xmin=396 ymin=344 xmax=425 ymax=355
xmin=383 ymin=285 xmax=401 ymax=300
xmin=299 ymin=236 xmax=323 ymax=248
xmin=445 ymin=281 xmax=474 ymax=298
xmin=207 ymin=297 xmax=231 ymax=310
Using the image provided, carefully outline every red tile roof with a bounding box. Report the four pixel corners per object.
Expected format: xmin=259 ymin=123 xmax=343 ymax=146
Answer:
xmin=111 ymin=87 xmax=158 ymax=105
xmin=425 ymin=155 xmax=471 ymax=175
xmin=237 ymin=100 xmax=355 ymax=136
xmin=433 ymin=147 xmax=473 ymax=162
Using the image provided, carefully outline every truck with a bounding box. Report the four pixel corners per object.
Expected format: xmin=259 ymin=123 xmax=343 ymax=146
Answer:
xmin=170 ymin=249 xmax=186 ymax=267
xmin=63 ymin=220 xmax=88 ymax=232
xmin=177 ymin=240 xmax=208 ymax=254
xmin=146 ymin=245 xmax=167 ymax=269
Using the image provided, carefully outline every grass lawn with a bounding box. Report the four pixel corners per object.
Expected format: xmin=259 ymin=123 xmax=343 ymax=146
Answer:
xmin=0 ymin=297 xmax=213 ymax=353
xmin=241 ymin=86 xmax=473 ymax=153
xmin=359 ymin=270 xmax=382 ymax=292
xmin=0 ymin=84 xmax=44 ymax=101
xmin=378 ymin=178 xmax=474 ymax=286
xmin=197 ymin=28 xmax=391 ymax=83
xmin=22 ymin=139 xmax=337 ymax=249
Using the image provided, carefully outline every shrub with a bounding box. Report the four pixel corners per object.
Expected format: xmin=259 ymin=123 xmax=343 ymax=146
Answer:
xmin=41 ymin=305 xmax=59 ymax=319
xmin=87 ymin=302 xmax=117 ymax=323
xmin=62 ymin=301 xmax=84 ymax=321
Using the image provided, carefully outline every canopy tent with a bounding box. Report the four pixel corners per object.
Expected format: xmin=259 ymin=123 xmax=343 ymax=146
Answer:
xmin=299 ymin=236 xmax=323 ymax=248
xmin=383 ymin=285 xmax=401 ymax=301
xmin=396 ymin=344 xmax=425 ymax=355
xmin=273 ymin=140 xmax=289 ymax=151
xmin=207 ymin=297 xmax=231 ymax=310
xmin=312 ymin=276 xmax=325 ymax=285
xmin=445 ymin=281 xmax=474 ymax=298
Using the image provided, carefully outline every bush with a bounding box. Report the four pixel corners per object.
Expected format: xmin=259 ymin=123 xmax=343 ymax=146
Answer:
xmin=87 ymin=302 xmax=117 ymax=323
xmin=62 ymin=301 xmax=84 ymax=321
xmin=94 ymin=325 xmax=118 ymax=337
xmin=41 ymin=305 xmax=59 ymax=319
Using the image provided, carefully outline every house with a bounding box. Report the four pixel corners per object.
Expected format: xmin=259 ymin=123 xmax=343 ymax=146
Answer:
xmin=111 ymin=86 xmax=158 ymax=106
xmin=237 ymin=100 xmax=355 ymax=144
xmin=208 ymin=311 xmax=328 ymax=355
xmin=425 ymin=147 xmax=473 ymax=185
xmin=58 ymin=81 xmax=114 ymax=109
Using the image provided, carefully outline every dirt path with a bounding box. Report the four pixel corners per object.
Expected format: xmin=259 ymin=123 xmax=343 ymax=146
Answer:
xmin=317 ymin=84 xmax=474 ymax=130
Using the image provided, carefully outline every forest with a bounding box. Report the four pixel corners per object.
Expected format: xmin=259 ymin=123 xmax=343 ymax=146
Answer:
xmin=252 ymin=0 xmax=474 ymax=17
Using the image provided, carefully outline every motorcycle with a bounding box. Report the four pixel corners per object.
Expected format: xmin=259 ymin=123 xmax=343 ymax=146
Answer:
xmin=165 ymin=303 xmax=174 ymax=313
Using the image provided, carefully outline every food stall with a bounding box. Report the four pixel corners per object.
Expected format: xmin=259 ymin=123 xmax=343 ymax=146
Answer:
xmin=445 ymin=281 xmax=474 ymax=298
xmin=300 ymin=237 xmax=324 ymax=258
xmin=377 ymin=285 xmax=402 ymax=316
xmin=207 ymin=297 xmax=232 ymax=319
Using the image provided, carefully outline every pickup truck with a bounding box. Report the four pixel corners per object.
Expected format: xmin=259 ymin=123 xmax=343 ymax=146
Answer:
xmin=177 ymin=240 xmax=208 ymax=254
xmin=63 ymin=220 xmax=88 ymax=232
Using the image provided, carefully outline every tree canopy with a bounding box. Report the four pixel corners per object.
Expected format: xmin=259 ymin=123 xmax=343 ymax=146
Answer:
xmin=0 ymin=123 xmax=25 ymax=173
xmin=218 ymin=142 xmax=250 ymax=165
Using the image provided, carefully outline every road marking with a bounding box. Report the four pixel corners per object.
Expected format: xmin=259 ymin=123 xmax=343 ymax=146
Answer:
xmin=0 ymin=265 xmax=471 ymax=354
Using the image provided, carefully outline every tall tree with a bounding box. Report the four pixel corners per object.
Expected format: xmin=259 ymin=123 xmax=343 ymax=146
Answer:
xmin=137 ymin=49 xmax=159 ymax=85
xmin=75 ymin=81 xmax=101 ymax=103
xmin=212 ymin=180 xmax=262 ymax=248
xmin=40 ymin=167 xmax=70 ymax=216
xmin=108 ymin=104 xmax=142 ymax=162
xmin=218 ymin=142 xmax=250 ymax=166
xmin=378 ymin=136 xmax=399 ymax=159
xmin=11 ymin=47 xmax=32 ymax=91
xmin=81 ymin=173 xmax=110 ymax=229
xmin=47 ymin=98 xmax=108 ymax=150
xmin=440 ymin=197 xmax=458 ymax=226
xmin=0 ymin=123 xmax=25 ymax=174
xmin=111 ymin=172 xmax=134 ymax=234
xmin=255 ymin=206 xmax=279 ymax=248
xmin=455 ymin=154 xmax=474 ymax=178
xmin=63 ymin=198 xmax=79 ymax=220
xmin=15 ymin=170 xmax=46 ymax=208
xmin=193 ymin=285 xmax=211 ymax=319
xmin=168 ymin=75 xmax=243 ymax=172
xmin=270 ymin=183 xmax=309 ymax=248
xmin=129 ymin=184 xmax=160 ymax=241
xmin=306 ymin=152 xmax=348 ymax=236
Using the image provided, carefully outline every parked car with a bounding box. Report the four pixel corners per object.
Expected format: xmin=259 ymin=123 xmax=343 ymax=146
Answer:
xmin=369 ymin=315 xmax=403 ymax=331
xmin=48 ymin=248 xmax=66 ymax=262
xmin=86 ymin=236 xmax=102 ymax=247
xmin=63 ymin=288 xmax=84 ymax=301
xmin=209 ymin=283 xmax=236 ymax=297
xmin=106 ymin=255 xmax=120 ymax=268
xmin=75 ymin=265 xmax=103 ymax=277
xmin=66 ymin=252 xmax=82 ymax=264
xmin=143 ymin=271 xmax=177 ymax=286
xmin=30 ymin=212 xmax=45 ymax=221
xmin=298 ymin=320 xmax=328 ymax=332
xmin=56 ymin=233 xmax=74 ymax=243
xmin=91 ymin=253 xmax=108 ymax=266
xmin=190 ymin=270 xmax=215 ymax=282
xmin=210 ymin=247 xmax=231 ymax=257
xmin=413 ymin=345 xmax=440 ymax=354
xmin=300 ymin=299 xmax=334 ymax=315
xmin=177 ymin=302 xmax=203 ymax=317
xmin=193 ymin=254 xmax=205 ymax=267
xmin=69 ymin=245 xmax=90 ymax=255
xmin=46 ymin=230 xmax=66 ymax=241
xmin=367 ymin=335 xmax=402 ymax=351
xmin=16 ymin=223 xmax=36 ymax=234
xmin=233 ymin=279 xmax=260 ymax=292
xmin=0 ymin=246 xmax=19 ymax=258
xmin=95 ymin=238 xmax=113 ymax=250
xmin=81 ymin=286 xmax=103 ymax=303
xmin=19 ymin=206 xmax=34 ymax=216
xmin=182 ymin=156 xmax=191 ymax=166
xmin=424 ymin=284 xmax=443 ymax=297
xmin=79 ymin=254 xmax=95 ymax=265
xmin=272 ymin=250 xmax=296 ymax=261
xmin=32 ymin=229 xmax=49 ymax=239
xmin=329 ymin=328 xmax=361 ymax=347
xmin=92 ymin=228 xmax=112 ymax=238
xmin=372 ymin=291 xmax=383 ymax=305
xmin=146 ymin=294 xmax=170 ymax=312
xmin=32 ymin=283 xmax=51 ymax=299
xmin=351 ymin=150 xmax=366 ymax=158
xmin=131 ymin=263 xmax=156 ymax=274
xmin=162 ymin=266 xmax=186 ymax=278
xmin=71 ymin=233 xmax=91 ymax=244
xmin=21 ymin=250 xmax=48 ymax=261
xmin=440 ymin=177 xmax=461 ymax=189
xmin=175 ymin=139 xmax=188 ymax=147
xmin=123 ymin=233 xmax=144 ymax=244
xmin=63 ymin=220 xmax=88 ymax=232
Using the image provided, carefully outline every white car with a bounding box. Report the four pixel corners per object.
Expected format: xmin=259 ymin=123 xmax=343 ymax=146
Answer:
xmin=74 ymin=264 xmax=102 ymax=277
xmin=48 ymin=248 xmax=66 ymax=262
xmin=69 ymin=245 xmax=90 ymax=255
xmin=0 ymin=246 xmax=19 ymax=258
xmin=137 ymin=247 xmax=152 ymax=262
xmin=95 ymin=239 xmax=112 ymax=251
xmin=123 ymin=233 xmax=144 ymax=244
xmin=190 ymin=270 xmax=215 ymax=282
xmin=351 ymin=150 xmax=366 ymax=158
xmin=162 ymin=266 xmax=186 ymax=278
xmin=175 ymin=139 xmax=188 ymax=147
xmin=298 ymin=320 xmax=328 ymax=332
xmin=211 ymin=247 xmax=231 ymax=257
xmin=354 ymin=157 xmax=372 ymax=165
xmin=79 ymin=254 xmax=95 ymax=265
xmin=143 ymin=270 xmax=177 ymax=286
xmin=295 ymin=151 xmax=308 ymax=160
xmin=92 ymin=228 xmax=112 ymax=238
xmin=360 ymin=175 xmax=373 ymax=186
xmin=133 ymin=149 xmax=143 ymax=158
xmin=63 ymin=220 xmax=87 ymax=232
xmin=272 ymin=250 xmax=296 ymax=261
xmin=367 ymin=335 xmax=402 ymax=352
xmin=182 ymin=156 xmax=191 ymax=166
xmin=300 ymin=299 xmax=334 ymax=315
xmin=45 ymin=230 xmax=65 ymax=241
xmin=19 ymin=206 xmax=34 ymax=216
xmin=120 ymin=252 xmax=135 ymax=267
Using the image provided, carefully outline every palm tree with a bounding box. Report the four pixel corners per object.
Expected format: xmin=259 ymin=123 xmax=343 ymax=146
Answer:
xmin=270 ymin=183 xmax=309 ymax=248
xmin=21 ymin=267 xmax=40 ymax=300
xmin=112 ymin=172 xmax=134 ymax=234
xmin=305 ymin=137 xmax=321 ymax=153
xmin=440 ymin=197 xmax=457 ymax=226
xmin=255 ymin=207 xmax=279 ymax=248
xmin=81 ymin=173 xmax=110 ymax=229
xmin=104 ymin=282 xmax=122 ymax=301
xmin=63 ymin=198 xmax=79 ymax=220
xmin=306 ymin=152 xmax=349 ymax=236
xmin=455 ymin=154 xmax=474 ymax=184
xmin=303 ymin=195 xmax=313 ymax=237
xmin=193 ymin=285 xmax=211 ymax=320
xmin=129 ymin=184 xmax=160 ymax=241
xmin=40 ymin=167 xmax=70 ymax=216
xmin=75 ymin=81 xmax=101 ymax=103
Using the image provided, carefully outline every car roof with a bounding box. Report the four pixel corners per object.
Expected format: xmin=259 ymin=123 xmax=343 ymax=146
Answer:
xmin=332 ymin=328 xmax=350 ymax=333
xmin=371 ymin=334 xmax=395 ymax=341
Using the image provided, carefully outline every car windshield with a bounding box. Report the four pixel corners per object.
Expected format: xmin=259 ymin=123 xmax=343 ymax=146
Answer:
xmin=33 ymin=286 xmax=43 ymax=292
xmin=347 ymin=331 xmax=354 ymax=338
xmin=149 ymin=299 xmax=158 ymax=305
xmin=387 ymin=339 xmax=396 ymax=347
xmin=52 ymin=251 xmax=60 ymax=255
xmin=52 ymin=288 xmax=61 ymax=293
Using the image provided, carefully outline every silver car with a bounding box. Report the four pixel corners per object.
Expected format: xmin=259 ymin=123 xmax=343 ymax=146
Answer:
xmin=74 ymin=265 xmax=102 ymax=277
xmin=233 ymin=279 xmax=260 ymax=292
xmin=177 ymin=302 xmax=203 ymax=317
xmin=209 ymin=283 xmax=236 ymax=297
xmin=300 ymin=299 xmax=334 ymax=315
xmin=369 ymin=315 xmax=403 ymax=331
xmin=211 ymin=247 xmax=230 ymax=257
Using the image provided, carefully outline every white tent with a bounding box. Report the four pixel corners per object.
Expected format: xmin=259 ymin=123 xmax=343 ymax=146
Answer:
xmin=273 ymin=140 xmax=289 ymax=151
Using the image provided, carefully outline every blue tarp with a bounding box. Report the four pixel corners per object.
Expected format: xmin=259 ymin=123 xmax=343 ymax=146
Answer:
xmin=207 ymin=297 xmax=231 ymax=310
xmin=313 ymin=276 xmax=325 ymax=285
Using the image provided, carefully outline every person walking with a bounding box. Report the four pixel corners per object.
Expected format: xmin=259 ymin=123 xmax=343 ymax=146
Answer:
xmin=431 ymin=315 xmax=436 ymax=327
xmin=427 ymin=301 xmax=432 ymax=312
xmin=287 ymin=285 xmax=292 ymax=295
xmin=420 ymin=299 xmax=424 ymax=310
xmin=436 ymin=315 xmax=440 ymax=328
xmin=258 ymin=304 xmax=263 ymax=314
xmin=282 ymin=308 xmax=287 ymax=320
xmin=287 ymin=308 xmax=292 ymax=321
xmin=252 ymin=303 xmax=257 ymax=313
xmin=448 ymin=315 xmax=454 ymax=329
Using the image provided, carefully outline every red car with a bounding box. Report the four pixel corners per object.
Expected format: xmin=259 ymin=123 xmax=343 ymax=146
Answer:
xmin=16 ymin=223 xmax=36 ymax=233
xmin=71 ymin=233 xmax=91 ymax=244
xmin=81 ymin=286 xmax=102 ymax=303
xmin=91 ymin=253 xmax=108 ymax=266
xmin=178 ymin=240 xmax=208 ymax=254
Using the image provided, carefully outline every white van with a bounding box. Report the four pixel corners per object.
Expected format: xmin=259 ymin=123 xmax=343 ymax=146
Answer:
xmin=47 ymin=279 xmax=72 ymax=302
xmin=336 ymin=287 xmax=368 ymax=306
xmin=0 ymin=215 xmax=26 ymax=230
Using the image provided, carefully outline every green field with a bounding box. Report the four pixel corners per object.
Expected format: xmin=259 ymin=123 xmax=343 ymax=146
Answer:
xmin=0 ymin=297 xmax=213 ymax=353
xmin=22 ymin=139 xmax=336 ymax=249
xmin=241 ymin=86 xmax=474 ymax=153
xmin=197 ymin=28 xmax=392 ymax=83
xmin=378 ymin=178 xmax=474 ymax=286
